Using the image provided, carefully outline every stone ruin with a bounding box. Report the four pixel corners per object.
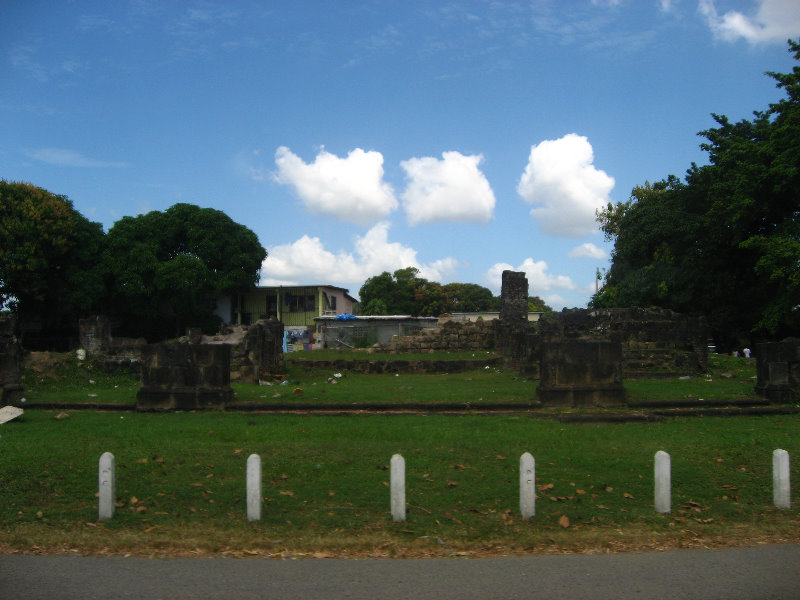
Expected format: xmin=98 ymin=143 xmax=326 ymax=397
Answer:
xmin=754 ymin=338 xmax=800 ymax=403
xmin=136 ymin=342 xmax=234 ymax=411
xmin=495 ymin=271 xmax=533 ymax=372
xmin=537 ymin=338 xmax=625 ymax=407
xmin=0 ymin=315 xmax=25 ymax=405
xmin=78 ymin=315 xmax=146 ymax=373
xmin=233 ymin=318 xmax=285 ymax=383
xmin=538 ymin=307 xmax=709 ymax=377
xmin=370 ymin=318 xmax=495 ymax=354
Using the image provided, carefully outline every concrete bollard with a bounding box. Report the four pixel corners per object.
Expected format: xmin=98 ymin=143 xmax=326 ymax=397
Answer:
xmin=390 ymin=454 xmax=406 ymax=522
xmin=654 ymin=450 xmax=671 ymax=514
xmin=98 ymin=452 xmax=115 ymax=521
xmin=246 ymin=454 xmax=262 ymax=521
xmin=773 ymin=449 xmax=791 ymax=509
xmin=519 ymin=452 xmax=536 ymax=519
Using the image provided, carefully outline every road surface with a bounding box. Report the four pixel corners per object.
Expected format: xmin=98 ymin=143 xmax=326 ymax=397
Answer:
xmin=2 ymin=544 xmax=799 ymax=599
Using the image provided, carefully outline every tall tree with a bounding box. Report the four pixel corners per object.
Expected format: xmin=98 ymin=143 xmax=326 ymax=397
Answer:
xmin=103 ymin=203 xmax=266 ymax=339
xmin=594 ymin=41 xmax=800 ymax=347
xmin=359 ymin=268 xmax=500 ymax=316
xmin=0 ymin=181 xmax=105 ymax=346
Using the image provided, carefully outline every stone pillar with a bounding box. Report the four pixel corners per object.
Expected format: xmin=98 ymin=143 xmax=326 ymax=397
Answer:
xmin=0 ymin=315 xmax=25 ymax=405
xmin=136 ymin=342 xmax=234 ymax=410
xmin=239 ymin=319 xmax=285 ymax=383
xmin=754 ymin=339 xmax=800 ymax=403
xmin=496 ymin=271 xmax=531 ymax=370
xmin=537 ymin=339 xmax=625 ymax=407
xmin=78 ymin=315 xmax=112 ymax=355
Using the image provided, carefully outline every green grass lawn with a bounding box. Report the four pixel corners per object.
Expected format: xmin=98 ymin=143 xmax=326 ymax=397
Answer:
xmin=20 ymin=351 xmax=760 ymax=408
xmin=1 ymin=408 xmax=798 ymax=557
xmin=5 ymin=351 xmax=797 ymax=558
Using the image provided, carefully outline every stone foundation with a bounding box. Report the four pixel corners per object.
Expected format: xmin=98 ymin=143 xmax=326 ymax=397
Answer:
xmin=539 ymin=307 xmax=708 ymax=376
xmin=754 ymin=338 xmax=800 ymax=403
xmin=372 ymin=318 xmax=495 ymax=354
xmin=137 ymin=343 xmax=233 ymax=410
xmin=537 ymin=339 xmax=625 ymax=407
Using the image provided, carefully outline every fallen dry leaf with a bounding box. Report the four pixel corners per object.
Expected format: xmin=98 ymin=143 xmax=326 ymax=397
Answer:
xmin=558 ymin=514 xmax=570 ymax=528
xmin=279 ymin=490 xmax=294 ymax=496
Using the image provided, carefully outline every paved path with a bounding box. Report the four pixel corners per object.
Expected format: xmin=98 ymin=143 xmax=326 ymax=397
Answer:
xmin=2 ymin=544 xmax=799 ymax=599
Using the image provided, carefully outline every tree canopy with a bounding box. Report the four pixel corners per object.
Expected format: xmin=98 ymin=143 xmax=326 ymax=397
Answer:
xmin=593 ymin=40 xmax=800 ymax=349
xmin=103 ymin=203 xmax=266 ymax=338
xmin=1 ymin=184 xmax=266 ymax=345
xmin=0 ymin=181 xmax=105 ymax=343
xmin=358 ymin=267 xmax=551 ymax=316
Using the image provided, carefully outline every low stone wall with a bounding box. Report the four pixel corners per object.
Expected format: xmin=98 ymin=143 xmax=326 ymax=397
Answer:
xmin=137 ymin=343 xmax=234 ymax=411
xmin=537 ymin=339 xmax=625 ymax=407
xmin=754 ymin=338 xmax=800 ymax=403
xmin=539 ymin=307 xmax=708 ymax=376
xmin=371 ymin=318 xmax=495 ymax=354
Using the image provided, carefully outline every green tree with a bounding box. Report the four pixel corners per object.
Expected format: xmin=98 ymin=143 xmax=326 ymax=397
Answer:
xmin=103 ymin=203 xmax=266 ymax=339
xmin=594 ymin=40 xmax=800 ymax=346
xmin=359 ymin=268 xmax=498 ymax=317
xmin=0 ymin=181 xmax=105 ymax=347
xmin=443 ymin=282 xmax=494 ymax=313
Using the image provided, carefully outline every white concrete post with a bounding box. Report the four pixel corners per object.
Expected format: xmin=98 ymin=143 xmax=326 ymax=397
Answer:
xmin=519 ymin=452 xmax=535 ymax=519
xmin=773 ymin=449 xmax=791 ymax=509
xmin=654 ymin=450 xmax=671 ymax=514
xmin=98 ymin=452 xmax=115 ymax=521
xmin=390 ymin=454 xmax=406 ymax=522
xmin=246 ymin=454 xmax=262 ymax=521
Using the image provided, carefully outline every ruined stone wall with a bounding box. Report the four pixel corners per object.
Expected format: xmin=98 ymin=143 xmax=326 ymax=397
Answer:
xmin=233 ymin=319 xmax=285 ymax=382
xmin=370 ymin=318 xmax=495 ymax=354
xmin=754 ymin=338 xmax=800 ymax=403
xmin=538 ymin=307 xmax=708 ymax=376
xmin=137 ymin=343 xmax=233 ymax=410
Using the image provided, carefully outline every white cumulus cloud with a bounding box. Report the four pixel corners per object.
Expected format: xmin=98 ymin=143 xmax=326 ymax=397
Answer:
xmin=261 ymin=221 xmax=459 ymax=294
xmin=273 ymin=146 xmax=398 ymax=225
xmin=400 ymin=151 xmax=496 ymax=225
xmin=517 ymin=133 xmax=614 ymax=237
xmin=700 ymin=0 xmax=800 ymax=44
xmin=568 ymin=242 xmax=608 ymax=260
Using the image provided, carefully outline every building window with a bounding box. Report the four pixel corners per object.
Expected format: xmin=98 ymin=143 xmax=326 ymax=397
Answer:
xmin=286 ymin=293 xmax=316 ymax=313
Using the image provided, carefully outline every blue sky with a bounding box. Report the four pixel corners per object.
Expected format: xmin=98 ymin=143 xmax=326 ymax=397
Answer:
xmin=3 ymin=1 xmax=799 ymax=309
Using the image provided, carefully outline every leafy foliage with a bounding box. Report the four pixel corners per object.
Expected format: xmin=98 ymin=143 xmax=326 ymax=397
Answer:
xmin=359 ymin=267 xmax=499 ymax=316
xmin=0 ymin=181 xmax=105 ymax=343
xmin=594 ymin=41 xmax=800 ymax=348
xmin=102 ymin=203 xmax=266 ymax=339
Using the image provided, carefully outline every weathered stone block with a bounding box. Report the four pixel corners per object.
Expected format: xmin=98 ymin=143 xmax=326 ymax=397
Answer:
xmin=537 ymin=339 xmax=625 ymax=407
xmin=137 ymin=342 xmax=233 ymax=411
xmin=755 ymin=339 xmax=800 ymax=403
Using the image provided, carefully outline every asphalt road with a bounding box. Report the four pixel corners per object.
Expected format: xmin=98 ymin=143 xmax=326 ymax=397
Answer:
xmin=2 ymin=544 xmax=799 ymax=600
